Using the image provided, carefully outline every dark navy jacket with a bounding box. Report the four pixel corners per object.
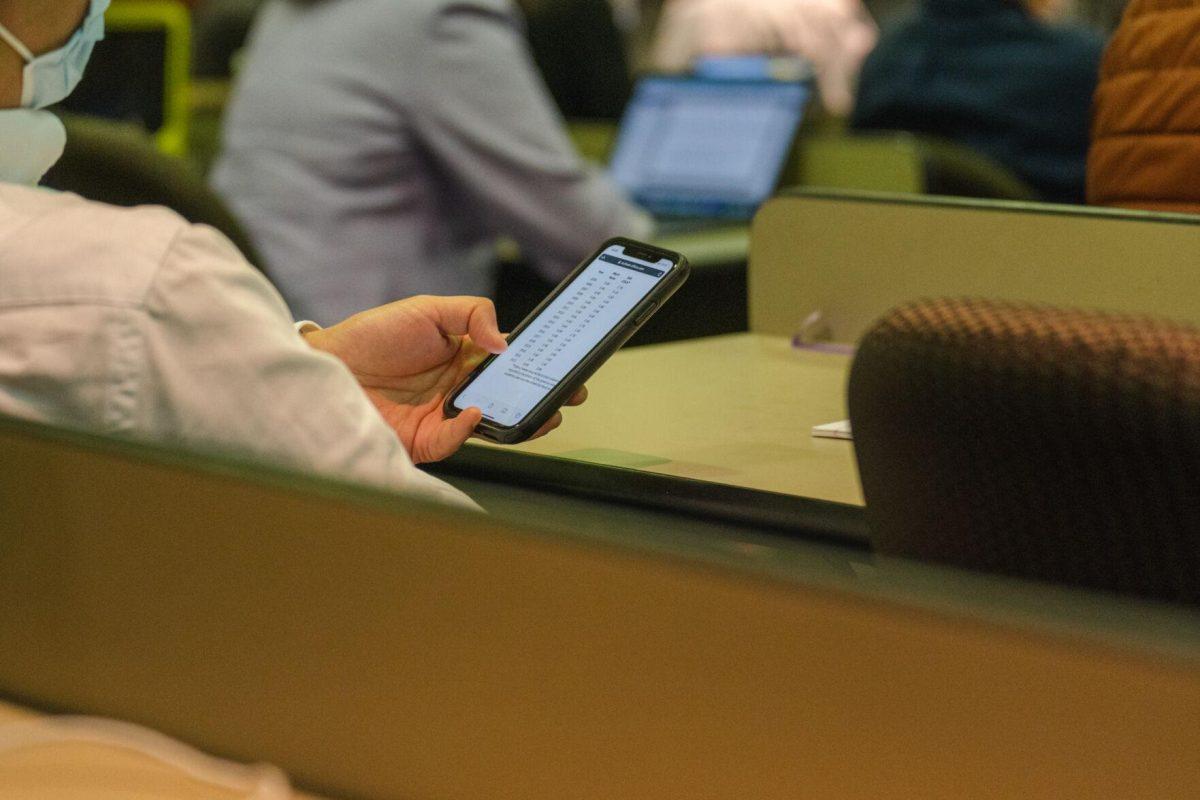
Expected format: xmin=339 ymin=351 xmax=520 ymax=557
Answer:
xmin=851 ymin=0 xmax=1105 ymax=203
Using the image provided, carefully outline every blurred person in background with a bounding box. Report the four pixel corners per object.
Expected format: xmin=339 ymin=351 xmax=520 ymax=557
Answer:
xmin=191 ymin=0 xmax=267 ymax=78
xmin=213 ymin=0 xmax=651 ymax=327
xmin=522 ymin=0 xmax=633 ymax=120
xmin=851 ymin=0 xmax=1104 ymax=203
xmin=649 ymin=0 xmax=879 ymax=116
xmin=1 ymin=0 xmax=583 ymax=511
xmin=1087 ymin=0 xmax=1200 ymax=214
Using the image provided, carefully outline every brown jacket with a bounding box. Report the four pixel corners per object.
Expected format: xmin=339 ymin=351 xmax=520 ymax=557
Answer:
xmin=1087 ymin=0 xmax=1200 ymax=214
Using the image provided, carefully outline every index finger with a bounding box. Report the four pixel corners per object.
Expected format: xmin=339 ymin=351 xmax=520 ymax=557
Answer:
xmin=420 ymin=295 xmax=507 ymax=354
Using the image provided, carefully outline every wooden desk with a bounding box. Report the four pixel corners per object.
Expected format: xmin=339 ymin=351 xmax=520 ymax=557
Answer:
xmin=430 ymin=333 xmax=866 ymax=547
xmin=473 ymin=332 xmax=863 ymax=506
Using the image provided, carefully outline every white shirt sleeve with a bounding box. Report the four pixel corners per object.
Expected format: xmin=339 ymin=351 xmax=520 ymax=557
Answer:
xmin=138 ymin=223 xmax=480 ymax=511
xmin=293 ymin=320 xmax=322 ymax=336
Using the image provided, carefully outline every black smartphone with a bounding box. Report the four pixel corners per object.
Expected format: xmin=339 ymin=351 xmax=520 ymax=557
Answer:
xmin=444 ymin=237 xmax=689 ymax=444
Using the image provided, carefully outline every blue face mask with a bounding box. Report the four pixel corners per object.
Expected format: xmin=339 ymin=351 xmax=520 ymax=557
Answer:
xmin=0 ymin=0 xmax=111 ymax=109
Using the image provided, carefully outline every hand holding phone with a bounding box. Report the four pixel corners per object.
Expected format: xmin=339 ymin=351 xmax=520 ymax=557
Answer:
xmin=445 ymin=238 xmax=689 ymax=444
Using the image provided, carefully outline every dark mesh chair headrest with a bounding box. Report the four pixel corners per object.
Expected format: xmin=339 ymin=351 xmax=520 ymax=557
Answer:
xmin=849 ymin=297 xmax=1200 ymax=605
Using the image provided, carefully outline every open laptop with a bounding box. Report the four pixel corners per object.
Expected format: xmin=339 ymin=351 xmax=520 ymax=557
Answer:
xmin=608 ymin=75 xmax=812 ymax=234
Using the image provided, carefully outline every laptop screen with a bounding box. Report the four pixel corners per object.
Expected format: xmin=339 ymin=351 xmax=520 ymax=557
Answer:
xmin=608 ymin=77 xmax=811 ymax=219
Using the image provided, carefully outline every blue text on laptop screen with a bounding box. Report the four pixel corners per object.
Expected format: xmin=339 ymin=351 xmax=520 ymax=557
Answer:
xmin=608 ymin=78 xmax=810 ymax=218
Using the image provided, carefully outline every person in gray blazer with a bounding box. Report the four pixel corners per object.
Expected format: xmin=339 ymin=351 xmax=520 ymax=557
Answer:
xmin=213 ymin=0 xmax=651 ymax=326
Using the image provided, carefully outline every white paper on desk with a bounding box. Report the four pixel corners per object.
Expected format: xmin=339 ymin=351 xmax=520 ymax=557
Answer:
xmin=812 ymin=420 xmax=852 ymax=440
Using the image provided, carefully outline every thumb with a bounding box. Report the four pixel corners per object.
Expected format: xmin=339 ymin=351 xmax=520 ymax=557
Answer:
xmin=424 ymin=296 xmax=507 ymax=355
xmin=465 ymin=303 xmax=508 ymax=355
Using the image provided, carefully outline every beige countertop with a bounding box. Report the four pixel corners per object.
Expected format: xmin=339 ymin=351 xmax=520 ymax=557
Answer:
xmin=474 ymin=332 xmax=864 ymax=506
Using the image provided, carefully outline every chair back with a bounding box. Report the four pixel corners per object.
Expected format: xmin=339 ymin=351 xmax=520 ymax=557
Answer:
xmin=59 ymin=0 xmax=192 ymax=156
xmin=783 ymin=132 xmax=1038 ymax=200
xmin=567 ymin=119 xmax=619 ymax=164
xmin=848 ymin=297 xmax=1200 ymax=605
xmin=42 ymin=114 xmax=267 ymax=275
xmin=566 ymin=129 xmax=1034 ymax=201
xmin=750 ymin=189 xmax=1200 ymax=342
xmin=917 ymin=136 xmax=1040 ymax=200
xmin=785 ymin=133 xmax=923 ymax=194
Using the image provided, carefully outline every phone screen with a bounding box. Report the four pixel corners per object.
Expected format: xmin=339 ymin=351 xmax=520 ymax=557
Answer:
xmin=453 ymin=244 xmax=677 ymax=427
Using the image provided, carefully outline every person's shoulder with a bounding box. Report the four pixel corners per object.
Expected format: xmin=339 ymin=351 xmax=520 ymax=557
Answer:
xmin=861 ymin=13 xmax=923 ymax=58
xmin=1044 ymin=23 xmax=1106 ymax=59
xmin=421 ymin=0 xmax=522 ymax=30
xmin=402 ymin=0 xmax=524 ymax=70
xmin=379 ymin=0 xmax=514 ymax=23
xmin=279 ymin=0 xmax=512 ymax=38
xmin=853 ymin=12 xmax=922 ymax=90
xmin=0 ymin=185 xmax=197 ymax=308
xmin=1026 ymin=22 xmax=1106 ymax=75
xmin=348 ymin=0 xmax=519 ymax=60
xmin=426 ymin=0 xmax=513 ymax=12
